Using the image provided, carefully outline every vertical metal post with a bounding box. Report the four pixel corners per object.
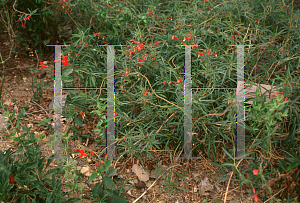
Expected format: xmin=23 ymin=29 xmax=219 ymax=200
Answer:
xmin=46 ymin=44 xmax=69 ymax=160
xmin=184 ymin=45 xmax=192 ymax=159
xmin=107 ymin=45 xmax=115 ymax=160
xmin=236 ymin=45 xmax=245 ymax=158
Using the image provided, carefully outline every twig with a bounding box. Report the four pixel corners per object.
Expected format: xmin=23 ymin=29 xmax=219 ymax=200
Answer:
xmin=263 ymin=187 xmax=286 ymax=203
xmin=29 ymin=100 xmax=51 ymax=118
xmin=193 ymin=100 xmax=236 ymax=129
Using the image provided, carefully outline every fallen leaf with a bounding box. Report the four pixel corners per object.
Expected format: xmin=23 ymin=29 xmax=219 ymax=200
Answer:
xmin=132 ymin=164 xmax=149 ymax=182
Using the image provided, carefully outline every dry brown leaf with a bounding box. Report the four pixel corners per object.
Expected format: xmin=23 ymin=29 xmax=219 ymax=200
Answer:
xmin=132 ymin=164 xmax=149 ymax=182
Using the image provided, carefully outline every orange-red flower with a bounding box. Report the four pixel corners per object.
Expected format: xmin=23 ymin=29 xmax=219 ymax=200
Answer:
xmin=172 ymin=35 xmax=178 ymax=40
xmin=198 ymin=52 xmax=204 ymax=57
xmin=95 ymin=163 xmax=99 ymax=167
xmin=208 ymin=49 xmax=212 ymax=55
xmin=253 ymin=169 xmax=259 ymax=175
xmin=126 ymin=68 xmax=129 ymax=75
xmin=62 ymin=56 xmax=70 ymax=66
xmin=254 ymin=194 xmax=258 ymax=202
xmin=107 ymin=4 xmax=113 ymax=9
xmin=80 ymin=111 xmax=85 ymax=119
xmin=9 ymin=174 xmax=15 ymax=184
xmin=79 ymin=149 xmax=88 ymax=159
xmin=130 ymin=39 xmax=140 ymax=44
xmin=90 ymin=151 xmax=94 ymax=155
xmin=283 ymin=98 xmax=288 ymax=102
xmin=25 ymin=15 xmax=31 ymax=21
xmin=183 ymin=37 xmax=191 ymax=41
xmin=40 ymin=61 xmax=47 ymax=70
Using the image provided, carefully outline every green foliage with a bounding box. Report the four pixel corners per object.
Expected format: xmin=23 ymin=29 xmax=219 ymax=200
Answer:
xmin=0 ymin=0 xmax=299 ymax=201
xmin=87 ymin=160 xmax=127 ymax=203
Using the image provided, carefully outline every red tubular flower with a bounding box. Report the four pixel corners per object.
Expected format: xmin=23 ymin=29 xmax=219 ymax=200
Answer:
xmin=79 ymin=149 xmax=88 ymax=159
xmin=25 ymin=15 xmax=31 ymax=21
xmin=283 ymin=98 xmax=288 ymax=102
xmin=205 ymin=0 xmax=209 ymax=2
xmin=120 ymin=72 xmax=125 ymax=77
xmin=95 ymin=163 xmax=99 ymax=167
xmin=40 ymin=61 xmax=47 ymax=70
xmin=206 ymin=5 xmax=211 ymax=9
xmin=9 ymin=102 xmax=11 ymax=106
xmin=126 ymin=68 xmax=129 ymax=75
xmin=181 ymin=43 xmax=189 ymax=47
xmin=62 ymin=56 xmax=70 ymax=66
xmin=107 ymin=4 xmax=113 ymax=9
xmin=90 ymin=151 xmax=94 ymax=155
xmin=148 ymin=12 xmax=153 ymax=15
xmin=198 ymin=52 xmax=204 ymax=57
xmin=62 ymin=180 xmax=65 ymax=184
xmin=163 ymin=81 xmax=166 ymax=85
xmin=74 ymin=149 xmax=80 ymax=152
xmin=101 ymin=161 xmax=106 ymax=165
xmin=178 ymin=77 xmax=183 ymax=82
xmin=136 ymin=44 xmax=144 ymax=51
xmin=254 ymin=194 xmax=259 ymax=202
xmin=138 ymin=59 xmax=144 ymax=62
xmin=253 ymin=169 xmax=259 ymax=175
xmin=169 ymin=17 xmax=172 ymax=20
xmin=9 ymin=174 xmax=15 ymax=184
xmin=130 ymin=39 xmax=140 ymax=44
xmin=292 ymin=84 xmax=295 ymax=89
xmin=80 ymin=111 xmax=85 ymax=119
xmin=208 ymin=49 xmax=212 ymax=55
xmin=169 ymin=81 xmax=176 ymax=85
xmin=183 ymin=37 xmax=191 ymax=41
xmin=140 ymin=102 xmax=146 ymax=104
